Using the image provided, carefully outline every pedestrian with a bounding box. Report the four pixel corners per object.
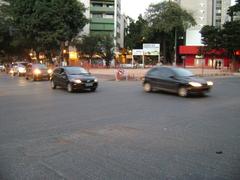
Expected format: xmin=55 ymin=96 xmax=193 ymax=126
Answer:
xmin=215 ymin=60 xmax=218 ymax=69
xmin=218 ymin=61 xmax=222 ymax=69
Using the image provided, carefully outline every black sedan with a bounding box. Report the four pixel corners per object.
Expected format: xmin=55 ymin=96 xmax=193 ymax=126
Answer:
xmin=143 ymin=66 xmax=213 ymax=97
xmin=51 ymin=66 xmax=98 ymax=92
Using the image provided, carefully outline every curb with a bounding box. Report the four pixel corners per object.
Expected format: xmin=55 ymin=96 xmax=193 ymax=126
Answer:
xmin=93 ymin=72 xmax=236 ymax=81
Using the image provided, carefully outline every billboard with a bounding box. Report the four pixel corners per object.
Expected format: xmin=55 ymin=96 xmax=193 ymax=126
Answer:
xmin=132 ymin=49 xmax=144 ymax=56
xmin=143 ymin=44 xmax=160 ymax=56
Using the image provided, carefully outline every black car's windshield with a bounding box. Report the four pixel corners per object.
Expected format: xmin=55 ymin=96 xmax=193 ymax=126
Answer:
xmin=33 ymin=64 xmax=47 ymax=70
xmin=65 ymin=67 xmax=89 ymax=75
xmin=20 ymin=63 xmax=28 ymax=67
xmin=174 ymin=68 xmax=194 ymax=77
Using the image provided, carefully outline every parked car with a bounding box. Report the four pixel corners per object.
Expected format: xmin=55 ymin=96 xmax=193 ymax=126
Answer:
xmin=25 ymin=63 xmax=51 ymax=81
xmin=143 ymin=66 xmax=213 ymax=97
xmin=0 ymin=64 xmax=5 ymax=72
xmin=51 ymin=66 xmax=98 ymax=92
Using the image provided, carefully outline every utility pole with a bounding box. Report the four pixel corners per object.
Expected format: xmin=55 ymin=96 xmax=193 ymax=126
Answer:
xmin=173 ymin=28 xmax=177 ymax=66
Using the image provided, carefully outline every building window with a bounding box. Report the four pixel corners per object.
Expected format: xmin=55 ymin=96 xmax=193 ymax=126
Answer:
xmin=92 ymin=3 xmax=103 ymax=7
xmin=103 ymin=13 xmax=114 ymax=19
xmin=92 ymin=13 xmax=103 ymax=18
xmin=106 ymin=4 xmax=114 ymax=8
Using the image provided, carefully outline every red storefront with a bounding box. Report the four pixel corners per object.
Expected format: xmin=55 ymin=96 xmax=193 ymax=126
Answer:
xmin=179 ymin=46 xmax=231 ymax=68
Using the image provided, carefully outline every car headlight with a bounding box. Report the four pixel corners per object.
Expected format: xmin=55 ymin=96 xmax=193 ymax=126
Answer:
xmin=94 ymin=78 xmax=98 ymax=82
xmin=189 ymin=82 xmax=202 ymax=87
xmin=73 ymin=79 xmax=82 ymax=84
xmin=207 ymin=81 xmax=214 ymax=86
xmin=47 ymin=69 xmax=53 ymax=74
xmin=34 ymin=69 xmax=41 ymax=75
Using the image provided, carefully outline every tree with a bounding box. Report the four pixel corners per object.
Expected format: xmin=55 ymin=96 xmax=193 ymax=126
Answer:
xmin=98 ymin=35 xmax=114 ymax=67
xmin=222 ymin=0 xmax=240 ymax=71
xmin=145 ymin=1 xmax=196 ymax=63
xmin=1 ymin=0 xmax=87 ymax=61
xmin=124 ymin=15 xmax=148 ymax=50
xmin=221 ymin=20 xmax=240 ymax=71
xmin=76 ymin=34 xmax=101 ymax=64
xmin=0 ymin=2 xmax=29 ymax=62
xmin=200 ymin=25 xmax=223 ymax=67
xmin=228 ymin=0 xmax=240 ymax=21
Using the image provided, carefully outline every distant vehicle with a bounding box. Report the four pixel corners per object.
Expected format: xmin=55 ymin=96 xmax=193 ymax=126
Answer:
xmin=51 ymin=66 xmax=98 ymax=93
xmin=143 ymin=66 xmax=213 ymax=97
xmin=0 ymin=64 xmax=4 ymax=72
xmin=25 ymin=63 xmax=51 ymax=81
xmin=12 ymin=62 xmax=28 ymax=76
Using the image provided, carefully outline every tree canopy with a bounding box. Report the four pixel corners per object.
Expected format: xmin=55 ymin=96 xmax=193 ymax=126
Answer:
xmin=124 ymin=1 xmax=196 ymax=63
xmin=76 ymin=34 xmax=114 ymax=67
xmin=0 ymin=0 xmax=87 ymax=61
xmin=146 ymin=1 xmax=195 ymax=33
xmin=124 ymin=15 xmax=148 ymax=50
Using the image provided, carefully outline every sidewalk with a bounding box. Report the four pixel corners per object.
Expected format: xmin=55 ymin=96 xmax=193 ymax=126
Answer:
xmin=89 ymin=67 xmax=235 ymax=81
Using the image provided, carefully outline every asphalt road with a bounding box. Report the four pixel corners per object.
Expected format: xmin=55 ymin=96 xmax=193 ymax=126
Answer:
xmin=0 ymin=73 xmax=240 ymax=180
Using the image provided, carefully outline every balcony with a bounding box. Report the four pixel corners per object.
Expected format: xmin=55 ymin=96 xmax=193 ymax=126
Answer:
xmin=90 ymin=23 xmax=114 ymax=31
xmin=90 ymin=6 xmax=114 ymax=13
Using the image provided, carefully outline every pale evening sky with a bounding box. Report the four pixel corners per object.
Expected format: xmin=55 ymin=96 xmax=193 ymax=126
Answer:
xmin=121 ymin=0 xmax=236 ymax=20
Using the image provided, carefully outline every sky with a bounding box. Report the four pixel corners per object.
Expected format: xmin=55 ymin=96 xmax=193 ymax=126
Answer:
xmin=121 ymin=0 xmax=236 ymax=20
xmin=121 ymin=0 xmax=162 ymax=20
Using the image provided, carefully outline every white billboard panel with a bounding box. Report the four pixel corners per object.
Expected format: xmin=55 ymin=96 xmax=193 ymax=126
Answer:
xmin=143 ymin=43 xmax=160 ymax=56
xmin=132 ymin=49 xmax=144 ymax=56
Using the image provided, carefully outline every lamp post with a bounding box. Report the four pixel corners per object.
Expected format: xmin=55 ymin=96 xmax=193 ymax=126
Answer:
xmin=173 ymin=28 xmax=177 ymax=66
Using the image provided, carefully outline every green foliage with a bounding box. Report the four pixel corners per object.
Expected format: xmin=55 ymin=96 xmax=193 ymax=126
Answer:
xmin=98 ymin=35 xmax=114 ymax=67
xmin=146 ymin=2 xmax=196 ymax=33
xmin=77 ymin=34 xmax=114 ymax=67
xmin=221 ymin=20 xmax=240 ymax=57
xmin=201 ymin=1 xmax=240 ymax=57
xmin=200 ymin=25 xmax=222 ymax=52
xmin=200 ymin=2 xmax=240 ymax=71
xmin=76 ymin=34 xmax=102 ymax=60
xmin=124 ymin=15 xmax=148 ymax=49
xmin=0 ymin=0 xmax=87 ymax=60
xmin=145 ymin=1 xmax=196 ymax=63
xmin=124 ymin=1 xmax=196 ymax=63
xmin=228 ymin=0 xmax=240 ymax=21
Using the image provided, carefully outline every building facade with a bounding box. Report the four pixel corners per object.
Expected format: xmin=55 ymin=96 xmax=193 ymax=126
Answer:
xmin=177 ymin=0 xmax=232 ymax=68
xmin=80 ymin=0 xmax=123 ymax=49
xmin=178 ymin=0 xmax=231 ymax=45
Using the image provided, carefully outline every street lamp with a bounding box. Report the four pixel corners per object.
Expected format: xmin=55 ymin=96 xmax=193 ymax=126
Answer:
xmin=173 ymin=28 xmax=177 ymax=66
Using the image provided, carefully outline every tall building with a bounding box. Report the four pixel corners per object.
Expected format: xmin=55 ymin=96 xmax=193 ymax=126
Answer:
xmin=213 ymin=0 xmax=231 ymax=27
xmin=178 ymin=0 xmax=232 ymax=68
xmin=178 ymin=0 xmax=231 ymax=45
xmin=80 ymin=0 xmax=123 ymax=49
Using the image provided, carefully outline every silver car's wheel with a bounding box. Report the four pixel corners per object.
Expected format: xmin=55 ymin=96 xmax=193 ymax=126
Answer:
xmin=143 ymin=83 xmax=152 ymax=92
xmin=67 ymin=83 xmax=73 ymax=93
xmin=178 ymin=87 xmax=188 ymax=97
xmin=51 ymin=80 xmax=56 ymax=89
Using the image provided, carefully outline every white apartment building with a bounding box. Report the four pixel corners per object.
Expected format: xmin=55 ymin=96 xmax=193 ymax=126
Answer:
xmin=178 ymin=0 xmax=231 ymax=45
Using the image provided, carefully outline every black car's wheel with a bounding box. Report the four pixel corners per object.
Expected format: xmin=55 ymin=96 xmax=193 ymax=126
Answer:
xmin=51 ymin=80 xmax=56 ymax=89
xmin=178 ymin=87 xmax=188 ymax=97
xmin=90 ymin=87 xmax=97 ymax=92
xmin=67 ymin=83 xmax=73 ymax=93
xmin=143 ymin=83 xmax=152 ymax=92
xmin=32 ymin=76 xmax=36 ymax=81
